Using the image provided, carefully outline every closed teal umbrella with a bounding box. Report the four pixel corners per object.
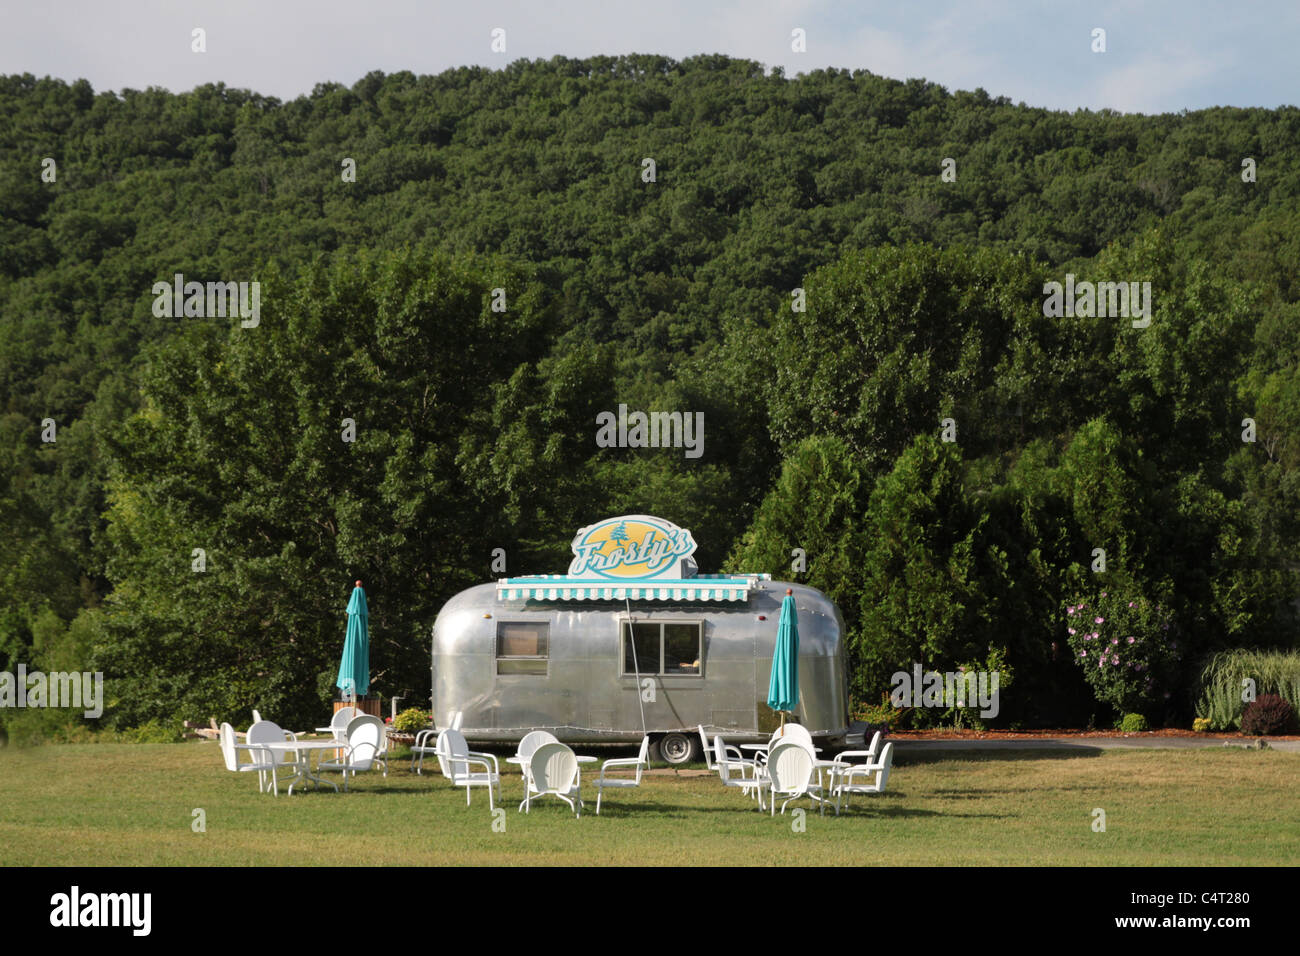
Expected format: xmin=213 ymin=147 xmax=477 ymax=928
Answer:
xmin=336 ymin=580 xmax=369 ymax=704
xmin=767 ymin=589 xmax=799 ymax=732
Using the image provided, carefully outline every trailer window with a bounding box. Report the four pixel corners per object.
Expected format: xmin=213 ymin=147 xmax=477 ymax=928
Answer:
xmin=497 ymin=622 xmax=549 ymax=675
xmin=622 ymin=622 xmax=658 ymax=675
xmin=621 ymin=621 xmax=702 ymax=675
xmin=663 ymin=623 xmax=701 ymax=673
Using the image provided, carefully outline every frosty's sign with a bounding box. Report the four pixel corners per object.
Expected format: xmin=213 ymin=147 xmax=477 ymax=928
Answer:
xmin=567 ymin=515 xmax=697 ymax=580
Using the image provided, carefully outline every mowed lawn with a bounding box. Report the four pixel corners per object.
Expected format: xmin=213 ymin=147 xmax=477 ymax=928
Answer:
xmin=0 ymin=743 xmax=1296 ymax=866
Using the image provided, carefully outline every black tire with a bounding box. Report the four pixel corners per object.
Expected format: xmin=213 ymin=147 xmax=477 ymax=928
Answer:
xmin=656 ymin=731 xmax=701 ymax=766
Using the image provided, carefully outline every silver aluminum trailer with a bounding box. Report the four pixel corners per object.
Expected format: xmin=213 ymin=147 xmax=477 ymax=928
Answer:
xmin=430 ymin=578 xmax=849 ymax=764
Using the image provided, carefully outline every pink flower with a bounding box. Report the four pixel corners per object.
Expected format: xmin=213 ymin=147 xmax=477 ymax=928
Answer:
xmin=1111 ymin=637 xmax=1119 ymax=644
xmin=1111 ymin=656 xmax=1119 ymax=665
xmin=1083 ymin=634 xmax=1092 ymax=641
xmin=1079 ymin=650 xmax=1087 ymax=657
xmin=1128 ymin=602 xmax=1135 ymax=608
xmin=1101 ymin=592 xmax=1107 ymax=598
xmin=1099 ymin=659 xmax=1106 ymax=667
xmin=1068 ymin=628 xmax=1076 ymax=635
xmin=1127 ymin=636 xmax=1135 ymax=644
xmin=1090 ymin=632 xmax=1099 ymax=640
xmin=1095 ymin=617 xmax=1104 ymax=624
xmin=1067 ymin=607 xmax=1075 ymax=616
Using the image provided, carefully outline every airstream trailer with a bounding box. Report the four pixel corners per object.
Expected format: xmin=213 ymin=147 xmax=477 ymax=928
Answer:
xmin=430 ymin=516 xmax=850 ymax=764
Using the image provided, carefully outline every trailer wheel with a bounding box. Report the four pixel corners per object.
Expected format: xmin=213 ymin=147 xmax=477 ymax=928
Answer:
xmin=656 ymin=732 xmax=700 ymax=766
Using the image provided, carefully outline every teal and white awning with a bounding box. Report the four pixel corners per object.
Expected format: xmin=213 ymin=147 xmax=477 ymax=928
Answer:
xmin=496 ymin=573 xmax=768 ymax=603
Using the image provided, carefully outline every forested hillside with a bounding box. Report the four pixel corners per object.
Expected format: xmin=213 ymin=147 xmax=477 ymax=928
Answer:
xmin=3 ymin=55 xmax=1299 ymax=736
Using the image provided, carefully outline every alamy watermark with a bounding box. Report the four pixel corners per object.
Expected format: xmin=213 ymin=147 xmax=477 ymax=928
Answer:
xmin=151 ymin=272 xmax=260 ymax=328
xmin=0 ymin=664 xmax=103 ymax=718
xmin=595 ymin=404 xmax=704 ymax=459
xmin=1042 ymin=273 xmax=1151 ymax=328
xmin=890 ymin=663 xmax=1000 ymax=719
xmin=50 ymin=886 xmax=150 ymax=936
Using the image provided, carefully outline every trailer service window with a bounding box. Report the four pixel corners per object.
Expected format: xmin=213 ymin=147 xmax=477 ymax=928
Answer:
xmin=621 ymin=621 xmax=702 ymax=675
xmin=497 ymin=622 xmax=549 ymax=675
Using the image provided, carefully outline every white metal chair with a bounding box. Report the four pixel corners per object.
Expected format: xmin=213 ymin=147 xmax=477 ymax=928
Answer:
xmin=412 ymin=728 xmax=438 ymax=775
xmin=514 ymin=730 xmax=559 ymax=789
xmin=435 ymin=729 xmax=501 ymax=810
xmin=315 ymin=706 xmax=358 ymax=740
xmin=316 ymin=716 xmax=385 ymax=792
xmin=828 ymin=742 xmax=894 ymax=815
xmin=523 ymin=742 xmax=583 ymax=817
xmin=595 ymin=736 xmax=650 ymax=815
xmin=767 ymin=723 xmax=815 ymax=750
xmin=767 ymin=740 xmax=824 ymax=816
xmin=860 ymin=731 xmax=882 ymax=761
xmin=219 ymin=721 xmax=276 ymax=792
xmin=714 ymin=736 xmax=767 ymax=810
xmin=251 ymin=709 xmax=262 ymax=723
xmin=698 ymin=724 xmax=753 ymax=774
xmin=245 ymin=720 xmax=307 ymax=797
xmin=413 ymin=712 xmax=472 ymax=774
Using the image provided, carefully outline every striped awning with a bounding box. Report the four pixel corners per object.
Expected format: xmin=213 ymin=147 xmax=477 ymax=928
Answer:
xmin=496 ymin=573 xmax=767 ymax=603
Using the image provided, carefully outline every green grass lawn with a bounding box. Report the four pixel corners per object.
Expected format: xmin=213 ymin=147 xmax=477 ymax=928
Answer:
xmin=0 ymin=742 xmax=1296 ymax=865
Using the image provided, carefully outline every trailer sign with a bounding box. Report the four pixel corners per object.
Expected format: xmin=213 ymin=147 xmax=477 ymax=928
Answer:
xmin=567 ymin=515 xmax=697 ymax=580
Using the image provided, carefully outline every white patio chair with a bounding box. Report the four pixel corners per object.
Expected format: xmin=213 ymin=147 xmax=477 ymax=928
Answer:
xmin=245 ymin=720 xmax=307 ymax=797
xmin=756 ymin=724 xmax=826 ymax=787
xmin=315 ymin=706 xmax=358 ymax=740
xmin=700 ymin=724 xmax=759 ymax=775
xmin=697 ymin=724 xmax=753 ymax=774
xmin=595 ymin=736 xmax=650 ymax=815
xmin=251 ymin=709 xmax=262 ymax=723
xmin=412 ymin=727 xmax=438 ymax=774
xmin=317 ymin=715 xmax=386 ymax=792
xmin=514 ymin=730 xmax=559 ymax=789
xmin=767 ymin=740 xmax=824 ymax=816
xmin=756 ymin=723 xmax=815 ymax=765
xmin=219 ymin=721 xmax=276 ymax=792
xmin=371 ymin=717 xmax=390 ymax=776
xmin=714 ymin=736 xmax=767 ymax=810
xmin=412 ymin=713 xmax=473 ymax=774
xmin=523 ymin=742 xmax=583 ymax=817
xmin=828 ymin=742 xmax=894 ymax=815
xmin=861 ymin=731 xmax=882 ymax=761
xmin=434 ymin=729 xmax=501 ymax=810
xmin=769 ymin=723 xmax=814 ymax=749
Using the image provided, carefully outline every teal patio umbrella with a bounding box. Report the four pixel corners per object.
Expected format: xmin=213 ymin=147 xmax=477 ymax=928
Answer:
xmin=336 ymin=580 xmax=369 ymax=706
xmin=766 ymin=588 xmax=799 ymax=735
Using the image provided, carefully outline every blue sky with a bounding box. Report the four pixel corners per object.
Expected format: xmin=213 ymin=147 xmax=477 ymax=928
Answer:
xmin=3 ymin=1 xmax=1297 ymax=113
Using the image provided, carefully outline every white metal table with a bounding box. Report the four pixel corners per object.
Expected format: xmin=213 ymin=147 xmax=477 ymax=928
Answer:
xmin=237 ymin=739 xmax=346 ymax=794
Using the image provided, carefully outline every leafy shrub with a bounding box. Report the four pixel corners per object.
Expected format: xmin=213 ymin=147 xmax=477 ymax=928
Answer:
xmin=941 ymin=647 xmax=1014 ymax=730
xmin=1120 ymin=713 xmax=1149 ymax=732
xmin=1064 ymin=586 xmax=1181 ymax=715
xmin=1195 ymin=650 xmax=1300 ymax=731
xmin=850 ymin=693 xmax=906 ymax=732
xmin=125 ymin=718 xmax=183 ymax=743
xmin=1192 ymin=717 xmax=1211 ymax=732
xmin=392 ymin=708 xmax=431 ymax=733
xmin=1240 ymin=694 xmax=1299 ymax=736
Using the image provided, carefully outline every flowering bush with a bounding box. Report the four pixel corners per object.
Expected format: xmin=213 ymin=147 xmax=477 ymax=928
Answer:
xmin=1064 ymin=587 xmax=1181 ymax=717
